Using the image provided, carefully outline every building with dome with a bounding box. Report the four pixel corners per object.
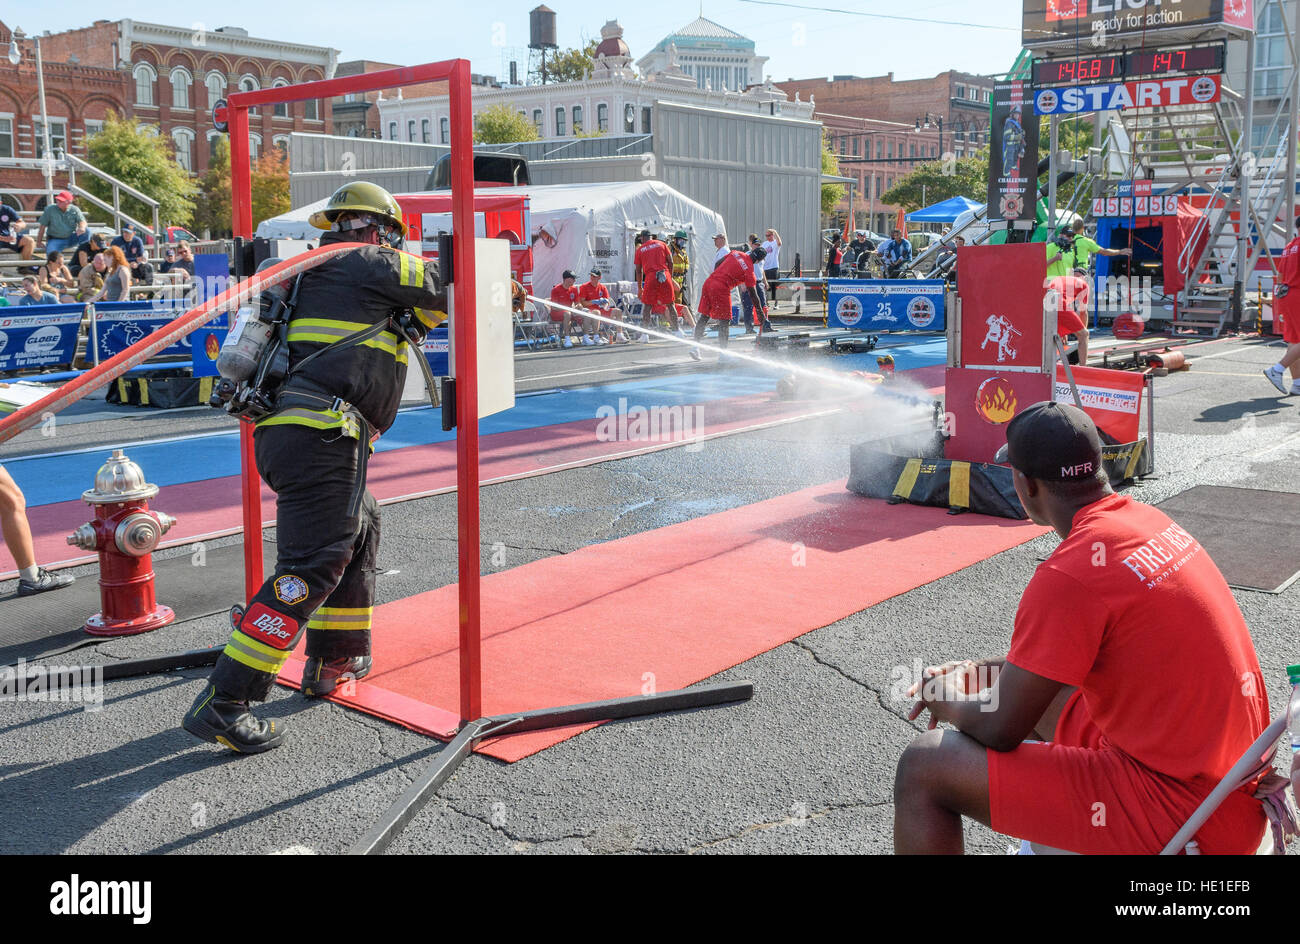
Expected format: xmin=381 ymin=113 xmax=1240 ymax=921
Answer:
xmin=636 ymin=17 xmax=768 ymax=93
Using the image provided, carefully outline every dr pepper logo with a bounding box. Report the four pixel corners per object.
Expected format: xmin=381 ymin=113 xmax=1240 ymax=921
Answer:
xmin=975 ymin=377 xmax=1019 ymax=425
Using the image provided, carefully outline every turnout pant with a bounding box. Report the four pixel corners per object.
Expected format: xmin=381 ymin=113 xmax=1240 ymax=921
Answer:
xmin=209 ymin=423 xmax=379 ymax=702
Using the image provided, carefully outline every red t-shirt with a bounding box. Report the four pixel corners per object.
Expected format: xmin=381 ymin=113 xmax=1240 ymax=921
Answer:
xmin=1274 ymin=236 xmax=1300 ymax=325
xmin=635 ymin=240 xmax=672 ymax=275
xmin=705 ymin=250 xmax=758 ymax=294
xmin=1008 ymin=494 xmax=1268 ymax=783
xmin=549 ymin=283 xmax=580 ymax=308
xmin=577 ymin=281 xmax=611 ymax=307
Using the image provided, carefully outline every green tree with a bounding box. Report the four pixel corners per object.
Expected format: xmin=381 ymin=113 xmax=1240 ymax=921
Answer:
xmin=822 ymin=134 xmax=845 ymax=217
xmin=880 ymin=150 xmax=989 ymax=211
xmin=1038 ymin=117 xmax=1095 ymax=212
xmin=474 ymin=104 xmax=540 ymax=144
xmin=83 ymin=111 xmax=196 ymax=229
xmin=538 ymin=40 xmax=598 ymax=83
xmin=251 ymin=148 xmax=291 ymax=230
xmin=195 ymin=135 xmax=232 ymax=237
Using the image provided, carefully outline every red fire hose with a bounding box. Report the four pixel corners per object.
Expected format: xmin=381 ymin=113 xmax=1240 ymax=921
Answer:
xmin=0 ymin=244 xmax=362 ymax=444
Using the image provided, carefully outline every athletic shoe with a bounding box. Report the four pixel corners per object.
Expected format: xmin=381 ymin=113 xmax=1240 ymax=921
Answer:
xmin=16 ymin=567 xmax=74 ymax=596
xmin=301 ymin=655 xmax=372 ymax=698
xmin=183 ymin=684 xmax=286 ymax=753
xmin=582 ymin=335 xmax=595 ymax=346
xmin=1264 ymin=365 xmax=1288 ymax=394
xmin=689 ymin=348 xmax=702 ymax=361
xmin=743 ymin=328 xmax=755 ymax=335
xmin=640 ymin=333 xmax=652 ymax=342
xmin=563 ymin=337 xmax=574 ymax=349
xmin=616 ymin=332 xmax=630 ymax=344
xmin=596 ymin=336 xmax=609 ymax=345
xmin=1291 ymin=383 xmax=1300 ymax=397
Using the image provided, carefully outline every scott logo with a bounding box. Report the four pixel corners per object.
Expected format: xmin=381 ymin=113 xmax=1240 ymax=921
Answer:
xmin=252 ymin=614 xmax=290 ymax=638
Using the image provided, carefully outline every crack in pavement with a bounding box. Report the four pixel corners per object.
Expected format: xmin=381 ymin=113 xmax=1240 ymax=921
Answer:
xmin=790 ymin=637 xmax=919 ymax=728
xmin=440 ymin=797 xmax=592 ymax=847
xmin=683 ymin=798 xmax=893 ymax=854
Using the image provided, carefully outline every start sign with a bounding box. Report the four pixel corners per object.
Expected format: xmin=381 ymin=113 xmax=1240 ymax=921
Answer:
xmin=1034 ymin=74 xmax=1220 ymax=114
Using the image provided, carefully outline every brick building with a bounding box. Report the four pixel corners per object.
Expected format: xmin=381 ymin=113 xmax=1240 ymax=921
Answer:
xmin=820 ymin=112 xmax=941 ymax=235
xmin=1 ymin=18 xmax=336 ymax=212
xmin=778 ymin=70 xmax=995 ymax=161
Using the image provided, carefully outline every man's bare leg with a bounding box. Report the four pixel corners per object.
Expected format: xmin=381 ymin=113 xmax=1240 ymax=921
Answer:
xmin=0 ymin=466 xmax=37 ymax=571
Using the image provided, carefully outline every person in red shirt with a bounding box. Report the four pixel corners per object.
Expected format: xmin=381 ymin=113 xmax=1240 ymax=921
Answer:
xmin=1045 ymin=273 xmax=1091 ymax=364
xmin=1264 ymin=220 xmax=1300 ymax=396
xmin=548 ymin=270 xmax=593 ymax=349
xmin=894 ymin=402 xmax=1270 ymax=854
xmin=690 ymin=247 xmax=766 ymax=361
xmin=634 ymin=230 xmax=679 ymax=335
xmin=577 ymin=268 xmax=627 ymax=344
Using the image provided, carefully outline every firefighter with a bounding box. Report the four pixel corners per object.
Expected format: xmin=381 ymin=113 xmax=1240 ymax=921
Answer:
xmin=669 ymin=230 xmax=695 ymax=332
xmin=182 ymin=182 xmax=447 ymax=753
xmin=691 ymin=245 xmax=765 ymax=360
xmin=635 ymin=229 xmax=678 ymax=333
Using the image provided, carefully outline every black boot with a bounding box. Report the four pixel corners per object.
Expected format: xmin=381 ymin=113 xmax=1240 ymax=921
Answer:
xmin=183 ymin=684 xmax=286 ymax=753
xmin=301 ymin=655 xmax=372 ymax=698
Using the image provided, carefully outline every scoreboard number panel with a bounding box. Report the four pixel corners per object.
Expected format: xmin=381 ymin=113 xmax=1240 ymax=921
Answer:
xmin=1033 ymin=42 xmax=1226 ymax=88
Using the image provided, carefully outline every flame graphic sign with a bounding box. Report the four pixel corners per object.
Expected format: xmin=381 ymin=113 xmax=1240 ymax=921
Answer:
xmin=205 ymin=333 xmax=221 ymax=362
xmin=976 ymin=377 xmax=1018 ymax=425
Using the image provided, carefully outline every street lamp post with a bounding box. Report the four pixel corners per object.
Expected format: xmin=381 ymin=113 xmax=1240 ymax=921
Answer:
xmin=8 ymin=28 xmax=55 ymax=201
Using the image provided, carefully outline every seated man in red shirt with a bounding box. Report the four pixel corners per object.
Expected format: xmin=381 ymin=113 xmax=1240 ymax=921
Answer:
xmin=548 ymin=270 xmax=599 ymax=349
xmin=691 ymin=246 xmax=766 ymax=361
xmin=577 ymin=268 xmax=627 ymax=344
xmin=894 ymin=402 xmax=1271 ymax=854
xmin=1046 ymin=274 xmax=1091 ymax=364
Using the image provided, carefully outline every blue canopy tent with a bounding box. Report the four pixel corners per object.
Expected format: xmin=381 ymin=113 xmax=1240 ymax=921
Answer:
xmin=905 ymin=196 xmax=982 ymax=224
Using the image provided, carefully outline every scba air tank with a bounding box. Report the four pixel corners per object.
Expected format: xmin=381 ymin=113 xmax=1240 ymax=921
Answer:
xmin=216 ymin=273 xmax=289 ymax=383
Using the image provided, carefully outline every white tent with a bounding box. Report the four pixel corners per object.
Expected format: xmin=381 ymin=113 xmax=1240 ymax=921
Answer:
xmin=257 ymin=180 xmax=727 ymax=304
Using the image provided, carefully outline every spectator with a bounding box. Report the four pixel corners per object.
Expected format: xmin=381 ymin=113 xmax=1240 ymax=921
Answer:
xmin=77 ymin=253 xmax=106 ymax=301
xmin=549 ymin=270 xmax=595 ymax=349
xmin=846 ymin=230 xmax=874 ymax=270
xmin=741 ymin=236 xmax=773 ymax=334
xmin=879 ymin=228 xmax=913 ymax=278
xmin=0 ymin=202 xmax=37 ymax=272
xmin=0 ymin=459 xmax=75 ymax=596
xmin=17 ymin=276 xmax=58 ymax=306
xmin=1264 ymin=218 xmax=1300 ymax=396
xmin=578 ymin=268 xmax=628 ymax=344
xmin=761 ymin=228 xmax=782 ymax=305
xmin=936 ymin=235 xmax=965 ymax=284
xmin=91 ymin=246 xmax=131 ymax=302
xmin=1047 ymin=218 xmax=1130 ymax=278
xmin=110 ymin=223 xmax=152 ymax=283
xmin=894 ymin=402 xmax=1271 ymax=854
xmin=827 ymin=232 xmax=844 ymax=277
xmin=35 ymin=191 xmax=87 ymax=255
xmin=71 ymin=232 xmax=107 ymax=277
xmin=171 ymin=241 xmax=197 ymax=278
xmin=712 ymin=232 xmax=729 ymax=269
xmin=38 ymin=251 xmax=76 ymax=302
xmin=158 ymin=247 xmax=179 ymax=274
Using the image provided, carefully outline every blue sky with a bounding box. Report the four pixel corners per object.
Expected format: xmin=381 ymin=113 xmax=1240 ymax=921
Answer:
xmin=8 ymin=1 xmax=1025 ymax=82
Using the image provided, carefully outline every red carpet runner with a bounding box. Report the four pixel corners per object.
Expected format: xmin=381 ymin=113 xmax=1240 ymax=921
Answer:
xmin=280 ymin=479 xmax=1045 ymax=762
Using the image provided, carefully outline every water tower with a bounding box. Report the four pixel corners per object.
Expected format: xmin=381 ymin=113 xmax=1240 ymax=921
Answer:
xmin=529 ymin=5 xmax=558 ymax=84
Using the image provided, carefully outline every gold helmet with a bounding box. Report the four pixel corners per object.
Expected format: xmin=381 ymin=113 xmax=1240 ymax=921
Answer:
xmin=308 ymin=181 xmax=407 ymax=237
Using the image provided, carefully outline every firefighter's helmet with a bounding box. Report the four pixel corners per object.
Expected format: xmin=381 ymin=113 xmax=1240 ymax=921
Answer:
xmin=308 ymin=182 xmax=408 ymax=237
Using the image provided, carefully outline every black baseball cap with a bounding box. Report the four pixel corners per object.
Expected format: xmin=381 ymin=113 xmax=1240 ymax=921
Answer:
xmin=749 ymin=246 xmax=767 ymax=262
xmin=994 ymin=401 xmax=1102 ymax=482
xmin=562 ymin=269 xmax=576 ymax=280
xmin=589 ymin=267 xmax=601 ymax=276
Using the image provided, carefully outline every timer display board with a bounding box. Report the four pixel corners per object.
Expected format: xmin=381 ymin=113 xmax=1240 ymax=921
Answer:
xmin=1033 ymin=42 xmax=1225 ymax=87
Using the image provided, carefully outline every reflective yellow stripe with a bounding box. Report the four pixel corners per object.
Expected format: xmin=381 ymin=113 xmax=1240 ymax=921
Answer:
xmin=1123 ymin=440 xmax=1144 ymax=480
xmin=199 ymin=376 xmax=214 ymax=402
xmin=316 ymin=607 xmax=372 ymax=615
xmin=399 ymin=252 xmax=424 ymax=288
xmin=308 ymin=605 xmax=373 ymax=630
xmin=258 ymin=407 xmax=360 ymax=437
xmin=288 ymin=319 xmax=403 ymax=357
xmin=222 ymin=640 xmax=287 ymax=675
xmin=894 ymin=458 xmax=922 ymax=500
xmin=949 ymin=461 xmax=970 ymax=509
xmin=413 ymin=307 xmax=446 ymax=329
xmin=232 ymin=629 xmax=290 ymax=660
xmin=138 ymin=379 xmax=150 ymax=406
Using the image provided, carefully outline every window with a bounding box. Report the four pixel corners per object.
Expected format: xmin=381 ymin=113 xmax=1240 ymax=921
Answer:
xmin=554 ymin=107 xmax=566 ymax=136
xmin=624 ymin=104 xmax=635 ymax=133
xmin=208 ymin=131 xmax=224 ymax=161
xmin=909 ymin=143 xmax=916 ymax=158
xmin=304 ymin=98 xmax=319 ymax=121
xmin=240 ymin=75 xmax=260 ymax=116
xmin=597 ymin=103 xmax=608 ymax=132
xmin=0 ymin=116 xmax=11 ymax=158
xmin=421 ymin=119 xmax=431 ymax=144
xmin=84 ymin=119 xmax=104 ymax=138
xmin=33 ymin=118 xmax=68 ymax=158
xmin=641 ymin=106 xmax=651 ymax=134
xmin=205 ymin=72 xmax=225 ymax=106
xmin=389 ymin=121 xmax=397 ymax=140
xmin=172 ymin=128 xmax=194 ymax=172
xmin=408 ymin=119 xmax=416 ymax=142
xmin=440 ymin=117 xmax=449 ymax=144
xmin=134 ymin=63 xmax=157 ymax=106
xmin=273 ymin=79 xmax=289 ymax=118
xmin=876 ymin=140 xmax=882 ymax=160
xmin=572 ymin=105 xmax=582 ymax=134
xmin=170 ymin=67 xmax=191 ymax=109
xmin=273 ymin=135 xmax=290 ymax=156
xmin=532 ymin=109 xmax=542 ymax=134
xmin=249 ymin=132 xmax=261 ymax=161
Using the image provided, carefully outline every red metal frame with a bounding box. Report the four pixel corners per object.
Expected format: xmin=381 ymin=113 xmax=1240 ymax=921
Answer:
xmin=226 ymin=60 xmax=482 ymax=722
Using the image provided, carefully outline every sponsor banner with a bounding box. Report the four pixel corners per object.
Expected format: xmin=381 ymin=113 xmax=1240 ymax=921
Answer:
xmin=92 ymin=304 xmax=227 ymax=360
xmin=826 ymin=280 xmax=946 ymax=332
xmin=1054 ymin=363 xmax=1146 ymax=443
xmin=1023 ymin=1 xmax=1254 ymax=47
xmin=0 ymin=307 xmax=82 ymax=372
xmin=958 ymin=244 xmax=1050 ymax=372
xmin=989 ymin=82 xmax=1040 ymax=225
xmin=422 ymin=325 xmax=450 ymax=376
xmin=1033 ymin=74 xmax=1221 ymax=114
xmin=944 ymin=367 xmax=1055 ymax=464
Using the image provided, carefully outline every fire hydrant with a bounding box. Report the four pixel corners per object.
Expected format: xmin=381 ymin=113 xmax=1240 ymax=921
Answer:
xmin=67 ymin=449 xmax=177 ymax=636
